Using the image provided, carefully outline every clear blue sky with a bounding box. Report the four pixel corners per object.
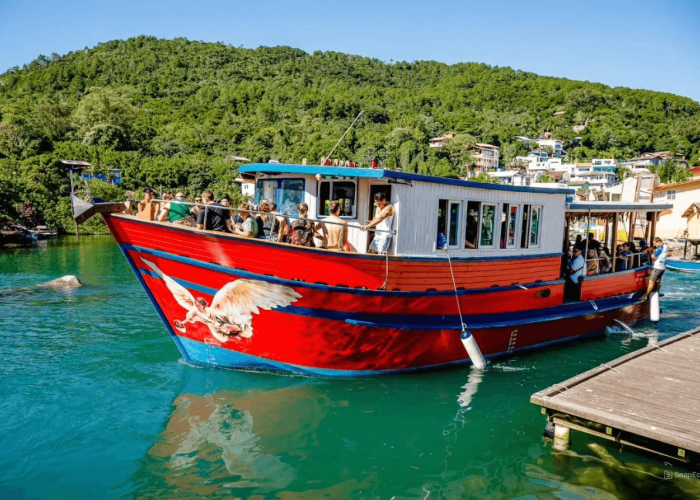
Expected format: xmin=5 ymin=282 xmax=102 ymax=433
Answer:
xmin=1 ymin=0 xmax=698 ymax=102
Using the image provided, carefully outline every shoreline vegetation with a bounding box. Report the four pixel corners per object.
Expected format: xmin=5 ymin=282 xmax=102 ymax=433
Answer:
xmin=1 ymin=36 xmax=699 ymax=233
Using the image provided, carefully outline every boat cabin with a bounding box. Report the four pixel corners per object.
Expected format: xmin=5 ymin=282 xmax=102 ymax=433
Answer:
xmin=239 ymin=164 xmax=573 ymax=258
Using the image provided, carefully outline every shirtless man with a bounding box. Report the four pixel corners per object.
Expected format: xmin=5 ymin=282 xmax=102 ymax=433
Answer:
xmin=325 ymin=201 xmax=347 ymax=251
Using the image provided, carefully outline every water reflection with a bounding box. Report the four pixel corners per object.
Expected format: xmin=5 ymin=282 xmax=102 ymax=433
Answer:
xmin=130 ymin=352 xmax=700 ymax=499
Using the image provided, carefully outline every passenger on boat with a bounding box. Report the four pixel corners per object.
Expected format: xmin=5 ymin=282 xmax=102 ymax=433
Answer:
xmin=566 ymin=247 xmax=585 ymax=300
xmin=586 ymin=249 xmax=599 ymax=276
xmin=267 ymin=201 xmax=287 ymax=242
xmin=195 ymin=191 xmax=228 ymax=232
xmin=639 ymin=240 xmax=651 ymax=265
xmin=641 ymin=237 xmax=668 ymax=301
xmin=123 ymin=190 xmax=138 ymax=215
xmin=586 ymin=233 xmax=601 ymax=252
xmin=598 ymin=248 xmax=612 ymax=274
xmin=256 ymin=200 xmax=284 ymax=241
xmin=628 ymin=240 xmax=639 ymax=268
xmin=136 ymin=188 xmax=160 ymax=221
xmin=233 ymin=203 xmax=259 ymax=238
xmin=191 ymin=196 xmax=203 ymax=218
xmin=219 ymin=196 xmax=235 ymax=232
xmin=574 ymin=234 xmax=584 ymax=251
xmin=297 ymin=202 xmax=326 ymax=245
xmin=362 ymin=192 xmax=394 ymax=254
xmin=325 ymin=201 xmax=348 ymax=251
xmin=156 ymin=191 xmax=174 ymax=221
xmin=620 ymin=243 xmax=633 ymax=269
xmin=615 ymin=244 xmax=628 ymax=271
xmin=289 ymin=203 xmax=318 ymax=246
xmin=165 ymin=192 xmax=192 ymax=224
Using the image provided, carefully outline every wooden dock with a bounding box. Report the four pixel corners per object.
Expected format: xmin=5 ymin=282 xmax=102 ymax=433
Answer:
xmin=531 ymin=326 xmax=700 ymax=463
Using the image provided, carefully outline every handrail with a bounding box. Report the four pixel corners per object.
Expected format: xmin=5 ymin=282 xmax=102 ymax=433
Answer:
xmin=142 ymin=198 xmax=396 ymax=234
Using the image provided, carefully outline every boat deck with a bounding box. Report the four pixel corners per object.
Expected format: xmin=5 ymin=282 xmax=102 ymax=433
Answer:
xmin=531 ymin=326 xmax=700 ymax=462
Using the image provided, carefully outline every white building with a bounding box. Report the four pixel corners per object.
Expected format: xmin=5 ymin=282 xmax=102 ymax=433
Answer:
xmin=514 ymin=137 xmax=566 ymax=157
xmin=467 ymin=143 xmax=501 ymax=171
xmin=429 ymin=133 xmax=455 ymax=150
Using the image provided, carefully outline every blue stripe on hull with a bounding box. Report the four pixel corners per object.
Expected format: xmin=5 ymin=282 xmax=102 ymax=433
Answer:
xmin=177 ymin=330 xmax=606 ymax=377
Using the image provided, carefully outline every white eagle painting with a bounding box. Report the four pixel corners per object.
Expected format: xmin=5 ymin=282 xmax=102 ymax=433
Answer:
xmin=141 ymin=257 xmax=301 ymax=343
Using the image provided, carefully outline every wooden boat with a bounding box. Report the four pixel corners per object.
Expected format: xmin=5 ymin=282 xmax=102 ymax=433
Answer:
xmin=667 ymin=258 xmax=700 ymax=272
xmin=29 ymin=226 xmax=58 ymax=240
xmin=74 ymin=164 xmax=672 ymax=376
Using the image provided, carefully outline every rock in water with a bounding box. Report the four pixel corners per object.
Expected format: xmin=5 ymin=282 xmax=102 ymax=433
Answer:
xmin=39 ymin=275 xmax=82 ymax=288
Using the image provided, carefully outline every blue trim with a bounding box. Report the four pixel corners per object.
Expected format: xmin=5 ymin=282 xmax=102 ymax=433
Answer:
xmin=176 ymin=329 xmax=606 ymax=377
xmin=116 ymin=244 xmax=191 ymax=361
xmin=136 ymin=266 xmax=642 ymax=332
xmin=124 ymin=243 xmax=563 ymax=297
xmin=240 ymin=163 xmax=575 ymax=195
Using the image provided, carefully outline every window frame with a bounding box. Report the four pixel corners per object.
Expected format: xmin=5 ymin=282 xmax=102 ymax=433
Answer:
xmin=316 ymin=178 xmax=359 ymax=219
xmin=255 ymin=177 xmax=306 ymax=215
xmin=668 ymin=190 xmax=676 ymax=200
xmin=505 ymin=203 xmax=520 ymax=249
xmin=529 ymin=205 xmax=543 ymax=248
xmin=446 ymin=200 xmax=463 ymax=249
xmin=478 ymin=202 xmax=498 ymax=249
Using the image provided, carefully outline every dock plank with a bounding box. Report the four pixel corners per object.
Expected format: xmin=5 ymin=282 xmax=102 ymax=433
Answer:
xmin=532 ymin=327 xmax=700 ymax=454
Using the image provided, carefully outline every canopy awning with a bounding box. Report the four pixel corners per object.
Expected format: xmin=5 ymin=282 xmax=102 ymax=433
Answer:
xmin=566 ymin=201 xmax=674 ymax=217
xmin=681 ymin=203 xmax=700 ymax=218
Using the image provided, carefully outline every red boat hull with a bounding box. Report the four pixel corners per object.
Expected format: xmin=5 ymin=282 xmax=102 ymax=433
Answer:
xmin=106 ymin=215 xmax=650 ymax=376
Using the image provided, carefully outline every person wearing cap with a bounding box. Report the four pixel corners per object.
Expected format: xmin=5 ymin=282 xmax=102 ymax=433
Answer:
xmin=165 ymin=192 xmax=191 ymax=223
xmin=136 ymin=188 xmax=160 ymax=221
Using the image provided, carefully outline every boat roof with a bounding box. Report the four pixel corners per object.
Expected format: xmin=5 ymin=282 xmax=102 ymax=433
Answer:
xmin=239 ymin=163 xmax=575 ymax=195
xmin=566 ymin=201 xmax=674 ymax=215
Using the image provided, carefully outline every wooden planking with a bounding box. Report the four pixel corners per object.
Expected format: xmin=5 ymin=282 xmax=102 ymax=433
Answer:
xmin=531 ymin=327 xmax=700 ymax=453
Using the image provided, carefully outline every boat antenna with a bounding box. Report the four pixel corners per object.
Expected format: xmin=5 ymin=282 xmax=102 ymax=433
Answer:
xmin=321 ymin=110 xmax=363 ymax=166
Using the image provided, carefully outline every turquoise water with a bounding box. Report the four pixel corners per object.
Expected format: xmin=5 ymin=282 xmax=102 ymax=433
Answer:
xmin=1 ymin=236 xmax=700 ymax=499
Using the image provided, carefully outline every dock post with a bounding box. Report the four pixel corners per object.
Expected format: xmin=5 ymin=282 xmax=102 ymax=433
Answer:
xmin=553 ymin=424 xmax=571 ymax=451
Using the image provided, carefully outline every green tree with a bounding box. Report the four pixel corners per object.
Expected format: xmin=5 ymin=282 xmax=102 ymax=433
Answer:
xmin=470 ymin=173 xmax=500 ymax=184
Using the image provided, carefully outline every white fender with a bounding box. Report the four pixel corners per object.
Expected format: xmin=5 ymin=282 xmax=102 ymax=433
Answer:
xmin=650 ymin=291 xmax=660 ymax=322
xmin=460 ymin=329 xmax=487 ymax=370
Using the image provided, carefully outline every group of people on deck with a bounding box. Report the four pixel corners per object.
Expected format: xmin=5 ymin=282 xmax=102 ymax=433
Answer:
xmin=124 ymin=189 xmax=394 ymax=254
xmin=566 ymin=232 xmax=668 ymax=300
xmin=567 ymin=233 xmax=652 ymax=279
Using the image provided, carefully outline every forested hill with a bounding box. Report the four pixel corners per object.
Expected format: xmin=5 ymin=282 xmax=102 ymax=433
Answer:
xmin=1 ymin=36 xmax=699 ymax=231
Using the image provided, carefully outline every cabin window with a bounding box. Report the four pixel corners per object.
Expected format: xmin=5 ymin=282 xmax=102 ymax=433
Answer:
xmin=437 ymin=200 xmax=462 ymax=249
xmin=520 ymin=205 xmax=531 ymax=248
xmin=255 ymin=178 xmax=305 ymax=215
xmin=317 ymin=179 xmax=357 ymax=218
xmin=465 ymin=201 xmax=480 ymax=249
xmin=480 ymin=204 xmax=497 ymax=248
xmin=255 ymin=179 xmax=279 ymax=207
xmin=668 ymin=190 xmax=676 ymax=200
xmin=501 ymin=204 xmax=519 ymax=248
xmin=530 ymin=206 xmax=542 ymax=246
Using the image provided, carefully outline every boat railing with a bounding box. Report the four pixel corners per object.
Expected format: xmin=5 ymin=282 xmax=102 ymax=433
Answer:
xmin=582 ymin=250 xmax=649 ymax=271
xmin=140 ymin=198 xmax=396 ymax=235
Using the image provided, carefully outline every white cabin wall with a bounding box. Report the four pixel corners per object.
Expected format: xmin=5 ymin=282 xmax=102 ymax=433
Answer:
xmin=394 ymin=181 xmax=566 ymax=257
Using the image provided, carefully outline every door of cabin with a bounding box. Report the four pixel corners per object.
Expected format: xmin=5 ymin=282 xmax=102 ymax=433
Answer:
xmin=366 ymin=184 xmax=392 ymax=252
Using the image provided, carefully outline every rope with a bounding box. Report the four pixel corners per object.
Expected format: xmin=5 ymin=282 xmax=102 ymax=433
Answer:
xmin=379 ymin=251 xmax=389 ymax=290
xmin=445 ymin=252 xmax=467 ymax=332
